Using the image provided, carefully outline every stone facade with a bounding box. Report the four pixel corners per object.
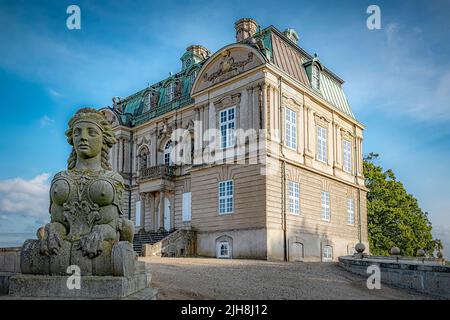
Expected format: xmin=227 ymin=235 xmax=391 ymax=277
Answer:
xmin=100 ymin=19 xmax=368 ymax=262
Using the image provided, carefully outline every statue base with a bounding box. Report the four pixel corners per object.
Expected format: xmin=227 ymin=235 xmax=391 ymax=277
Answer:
xmin=7 ymin=261 xmax=155 ymax=299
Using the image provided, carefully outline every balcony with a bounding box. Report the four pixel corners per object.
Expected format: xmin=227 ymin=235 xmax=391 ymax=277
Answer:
xmin=140 ymin=165 xmax=174 ymax=181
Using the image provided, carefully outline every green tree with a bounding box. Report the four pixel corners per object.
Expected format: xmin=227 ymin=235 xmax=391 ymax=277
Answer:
xmin=364 ymin=153 xmax=437 ymax=256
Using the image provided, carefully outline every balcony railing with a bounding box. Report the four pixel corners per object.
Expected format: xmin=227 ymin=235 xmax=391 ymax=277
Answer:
xmin=140 ymin=165 xmax=174 ymax=180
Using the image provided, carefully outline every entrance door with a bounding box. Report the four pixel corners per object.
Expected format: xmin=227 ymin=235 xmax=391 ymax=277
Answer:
xmin=164 ymin=197 xmax=171 ymax=231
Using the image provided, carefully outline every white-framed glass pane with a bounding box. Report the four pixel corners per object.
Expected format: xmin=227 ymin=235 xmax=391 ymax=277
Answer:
xmin=317 ymin=126 xmax=327 ymax=162
xmin=321 ymin=191 xmax=330 ymax=221
xmin=323 ymin=246 xmax=332 ymax=261
xmin=218 ymin=241 xmax=230 ymax=258
xmin=182 ymin=192 xmax=192 ymax=222
xmin=164 ymin=140 xmax=173 ymax=166
xmin=218 ymin=180 xmax=233 ymax=214
xmin=285 ymin=108 xmax=297 ymax=149
xmin=343 ymin=140 xmax=352 ymax=173
xmin=347 ymin=198 xmax=354 ymax=225
xmin=288 ymin=181 xmax=300 ymax=215
xmin=135 ymin=200 xmax=141 ymax=227
xmin=312 ymin=65 xmax=320 ymax=90
xmin=220 ymin=107 xmax=236 ymax=149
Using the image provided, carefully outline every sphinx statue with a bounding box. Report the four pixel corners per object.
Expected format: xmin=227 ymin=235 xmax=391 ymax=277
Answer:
xmin=20 ymin=108 xmax=135 ymax=276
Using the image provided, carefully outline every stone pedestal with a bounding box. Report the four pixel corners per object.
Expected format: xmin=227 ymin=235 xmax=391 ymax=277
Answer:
xmin=7 ymin=261 xmax=155 ymax=299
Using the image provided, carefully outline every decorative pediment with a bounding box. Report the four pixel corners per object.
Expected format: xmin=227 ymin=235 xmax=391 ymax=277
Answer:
xmin=213 ymin=93 xmax=241 ymax=109
xmin=314 ymin=113 xmax=330 ymax=127
xmin=282 ymin=95 xmax=302 ymax=108
xmin=192 ymin=44 xmax=266 ymax=94
xmin=340 ymin=128 xmax=354 ymax=140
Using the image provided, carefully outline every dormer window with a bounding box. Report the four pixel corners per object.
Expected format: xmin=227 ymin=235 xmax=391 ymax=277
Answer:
xmin=143 ymin=92 xmax=151 ymax=112
xmin=312 ymin=64 xmax=320 ymax=90
xmin=190 ymin=69 xmax=198 ymax=86
xmin=165 ymin=82 xmax=175 ymax=102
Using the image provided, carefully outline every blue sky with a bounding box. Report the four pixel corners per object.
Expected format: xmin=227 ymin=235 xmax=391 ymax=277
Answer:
xmin=0 ymin=0 xmax=449 ymax=255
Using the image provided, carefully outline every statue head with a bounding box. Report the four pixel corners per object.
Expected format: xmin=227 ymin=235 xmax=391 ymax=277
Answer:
xmin=65 ymin=108 xmax=116 ymax=170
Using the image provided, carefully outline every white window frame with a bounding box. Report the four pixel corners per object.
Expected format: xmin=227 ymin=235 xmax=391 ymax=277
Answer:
xmin=347 ymin=198 xmax=355 ymax=226
xmin=218 ymin=180 xmax=233 ymax=214
xmin=343 ymin=139 xmax=352 ymax=173
xmin=317 ymin=126 xmax=327 ymax=163
xmin=135 ymin=200 xmax=141 ymax=227
xmin=219 ymin=107 xmax=236 ymax=149
xmin=164 ymin=140 xmax=173 ymax=166
xmin=288 ymin=181 xmax=300 ymax=215
xmin=312 ymin=65 xmax=320 ymax=90
xmin=165 ymin=82 xmax=175 ymax=102
xmin=321 ymin=191 xmax=330 ymax=221
xmin=285 ymin=108 xmax=297 ymax=150
xmin=217 ymin=241 xmax=230 ymax=258
xmin=323 ymin=245 xmax=333 ymax=262
xmin=182 ymin=192 xmax=192 ymax=222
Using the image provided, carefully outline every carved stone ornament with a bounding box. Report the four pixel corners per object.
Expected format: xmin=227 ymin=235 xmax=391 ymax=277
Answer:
xmin=203 ymin=50 xmax=254 ymax=85
xmin=314 ymin=113 xmax=330 ymax=128
xmin=213 ymin=93 xmax=242 ymax=109
xmin=20 ymin=108 xmax=135 ymax=276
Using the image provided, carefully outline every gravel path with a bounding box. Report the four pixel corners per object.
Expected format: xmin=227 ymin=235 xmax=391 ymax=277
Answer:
xmin=141 ymin=257 xmax=433 ymax=300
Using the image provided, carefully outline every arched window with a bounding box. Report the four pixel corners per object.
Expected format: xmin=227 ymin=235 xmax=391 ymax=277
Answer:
xmin=164 ymin=140 xmax=173 ymax=166
xmin=165 ymin=82 xmax=175 ymax=102
xmin=312 ymin=64 xmax=320 ymax=90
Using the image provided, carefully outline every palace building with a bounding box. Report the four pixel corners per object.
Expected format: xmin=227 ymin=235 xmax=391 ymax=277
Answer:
xmin=100 ymin=18 xmax=368 ymax=262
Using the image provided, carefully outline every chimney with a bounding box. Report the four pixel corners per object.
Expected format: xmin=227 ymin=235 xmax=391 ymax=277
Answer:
xmin=186 ymin=45 xmax=211 ymax=60
xmin=235 ymin=18 xmax=258 ymax=42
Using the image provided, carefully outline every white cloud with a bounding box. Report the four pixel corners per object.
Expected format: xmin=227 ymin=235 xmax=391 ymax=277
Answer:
xmin=46 ymin=88 xmax=62 ymax=97
xmin=0 ymin=173 xmax=50 ymax=220
xmin=347 ymin=22 xmax=450 ymax=124
xmin=39 ymin=115 xmax=54 ymax=127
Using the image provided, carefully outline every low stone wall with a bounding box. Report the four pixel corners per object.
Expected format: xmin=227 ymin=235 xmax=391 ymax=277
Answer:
xmin=143 ymin=230 xmax=196 ymax=257
xmin=0 ymin=247 xmax=22 ymax=294
xmin=339 ymin=255 xmax=450 ymax=299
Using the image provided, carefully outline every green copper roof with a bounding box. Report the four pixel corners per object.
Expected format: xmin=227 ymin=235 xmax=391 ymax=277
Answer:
xmin=114 ymin=24 xmax=356 ymax=127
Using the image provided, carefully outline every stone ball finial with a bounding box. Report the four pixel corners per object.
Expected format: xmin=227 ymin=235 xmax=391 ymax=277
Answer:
xmin=390 ymin=246 xmax=401 ymax=256
xmin=355 ymin=242 xmax=366 ymax=253
xmin=416 ymin=249 xmax=426 ymax=257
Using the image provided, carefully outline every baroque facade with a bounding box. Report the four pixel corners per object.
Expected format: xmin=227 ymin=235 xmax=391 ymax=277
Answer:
xmin=100 ymin=18 xmax=368 ymax=262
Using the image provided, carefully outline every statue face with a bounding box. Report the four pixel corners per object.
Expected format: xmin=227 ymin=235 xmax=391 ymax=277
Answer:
xmin=73 ymin=121 xmax=103 ymax=159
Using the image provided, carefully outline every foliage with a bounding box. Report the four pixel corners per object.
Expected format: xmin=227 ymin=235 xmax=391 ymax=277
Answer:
xmin=364 ymin=153 xmax=438 ymax=256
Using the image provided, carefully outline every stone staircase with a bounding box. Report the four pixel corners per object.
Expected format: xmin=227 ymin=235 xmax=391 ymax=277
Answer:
xmin=133 ymin=231 xmax=171 ymax=256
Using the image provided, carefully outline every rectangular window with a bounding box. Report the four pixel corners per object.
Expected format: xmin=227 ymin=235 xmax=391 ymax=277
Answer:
xmin=285 ymin=108 xmax=297 ymax=149
xmin=288 ymin=181 xmax=300 ymax=215
xmin=312 ymin=65 xmax=320 ymax=90
xmin=182 ymin=192 xmax=192 ymax=222
xmin=220 ymin=107 xmax=236 ymax=149
xmin=323 ymin=246 xmax=333 ymax=262
xmin=218 ymin=180 xmax=233 ymax=214
xmin=190 ymin=70 xmax=198 ymax=86
xmin=347 ymin=198 xmax=355 ymax=225
xmin=165 ymin=82 xmax=175 ymax=102
xmin=135 ymin=201 xmax=141 ymax=227
xmin=321 ymin=191 xmax=330 ymax=221
xmin=317 ymin=126 xmax=327 ymax=163
xmin=343 ymin=140 xmax=352 ymax=173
